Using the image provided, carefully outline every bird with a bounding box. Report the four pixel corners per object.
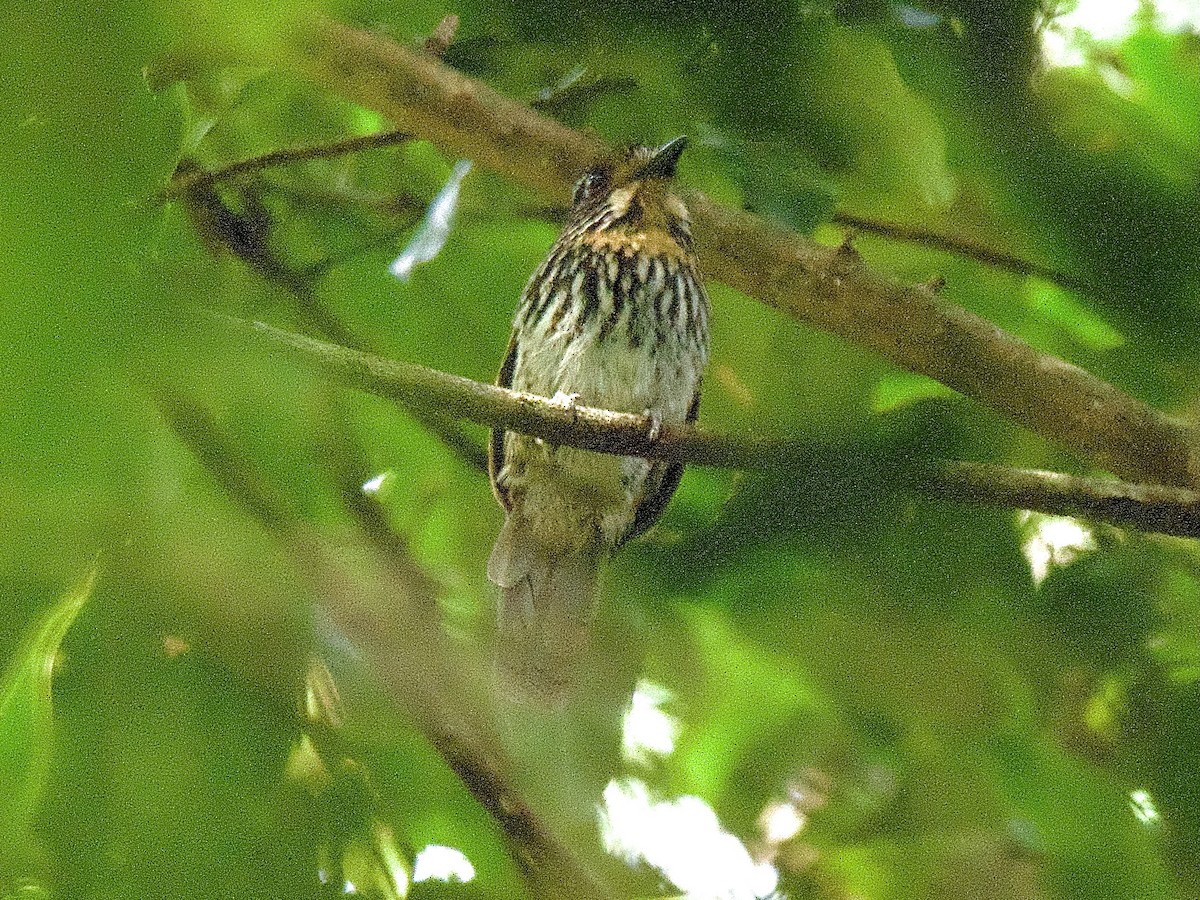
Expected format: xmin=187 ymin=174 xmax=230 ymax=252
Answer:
xmin=487 ymin=136 xmax=711 ymax=700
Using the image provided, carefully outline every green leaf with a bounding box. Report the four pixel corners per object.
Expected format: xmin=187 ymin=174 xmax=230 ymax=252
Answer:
xmin=872 ymin=372 xmax=957 ymax=413
xmin=0 ymin=568 xmax=95 ymax=841
xmin=1025 ymin=277 xmax=1125 ymax=351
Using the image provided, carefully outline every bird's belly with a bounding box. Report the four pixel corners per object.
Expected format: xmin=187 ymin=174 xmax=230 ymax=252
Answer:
xmin=504 ymin=326 xmax=701 ymax=549
xmin=515 ymin=324 xmax=698 ymax=420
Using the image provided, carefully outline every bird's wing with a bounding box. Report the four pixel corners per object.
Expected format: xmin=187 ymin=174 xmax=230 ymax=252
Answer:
xmin=619 ymin=383 xmax=702 ymax=546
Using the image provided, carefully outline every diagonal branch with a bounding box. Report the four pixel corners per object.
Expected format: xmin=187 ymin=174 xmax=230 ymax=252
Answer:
xmin=163 ymin=129 xmax=414 ymax=200
xmin=285 ymin=17 xmax=1200 ymax=489
xmin=155 ymin=387 xmax=615 ymax=899
xmin=214 ymin=312 xmax=779 ymax=466
xmin=216 ymin=313 xmax=1200 ymax=539
xmin=830 ymin=210 xmax=1092 ymax=295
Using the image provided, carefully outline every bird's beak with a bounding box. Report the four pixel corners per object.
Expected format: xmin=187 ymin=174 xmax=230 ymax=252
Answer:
xmin=636 ymin=136 xmax=689 ymax=179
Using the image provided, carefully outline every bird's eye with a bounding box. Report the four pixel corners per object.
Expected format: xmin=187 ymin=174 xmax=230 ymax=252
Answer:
xmin=572 ymin=169 xmax=611 ymax=206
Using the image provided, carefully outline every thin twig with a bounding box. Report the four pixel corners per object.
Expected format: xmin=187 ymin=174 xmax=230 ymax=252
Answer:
xmin=215 ymin=313 xmax=1200 ymax=538
xmin=316 ymin=393 xmax=442 ymax=588
xmin=172 ymin=153 xmax=490 ymax=473
xmin=288 ymin=18 xmax=1200 ymax=489
xmin=155 ymin=387 xmax=295 ymax=529
xmin=422 ymin=13 xmax=459 ymax=57
xmin=164 ymin=129 xmax=413 ymax=198
xmin=920 ymin=462 xmax=1200 ymax=538
xmin=830 ymin=211 xmax=1093 ymax=295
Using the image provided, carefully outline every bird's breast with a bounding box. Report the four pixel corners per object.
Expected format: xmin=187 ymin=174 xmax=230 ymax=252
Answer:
xmin=513 ymin=248 xmax=708 ymax=419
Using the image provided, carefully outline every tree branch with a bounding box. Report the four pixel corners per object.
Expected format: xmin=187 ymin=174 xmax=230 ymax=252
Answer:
xmin=923 ymin=462 xmax=1200 ymax=538
xmin=285 ymin=17 xmax=1200 ymax=489
xmin=216 ymin=312 xmax=771 ymax=466
xmin=216 ymin=313 xmax=1200 ymax=539
xmin=163 ymin=129 xmax=414 ymax=199
xmin=830 ymin=211 xmax=1092 ymax=295
xmin=155 ymin=387 xmax=615 ymax=899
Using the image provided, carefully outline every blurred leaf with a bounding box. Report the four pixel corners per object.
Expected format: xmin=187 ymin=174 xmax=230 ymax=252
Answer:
xmin=712 ymin=133 xmax=836 ymax=233
xmin=391 ymin=160 xmax=474 ymax=282
xmin=0 ymin=567 xmax=94 ymax=840
xmin=530 ymin=65 xmax=639 ymax=125
xmin=1025 ymin=277 xmax=1126 ymax=351
xmin=0 ymin=0 xmax=185 ymax=579
xmin=672 ymin=603 xmax=829 ymax=801
xmin=995 ymin=737 xmax=1177 ymax=900
xmin=871 ymin=372 xmax=957 ymax=413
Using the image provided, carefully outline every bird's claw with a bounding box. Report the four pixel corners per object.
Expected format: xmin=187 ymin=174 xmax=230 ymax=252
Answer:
xmin=643 ymin=408 xmax=663 ymax=442
xmin=551 ymin=391 xmax=582 ymax=424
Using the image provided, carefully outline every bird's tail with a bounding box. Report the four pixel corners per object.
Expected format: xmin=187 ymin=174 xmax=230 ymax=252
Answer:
xmin=487 ymin=514 xmax=600 ymax=703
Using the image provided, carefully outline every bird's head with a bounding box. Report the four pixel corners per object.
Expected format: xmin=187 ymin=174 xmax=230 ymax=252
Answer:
xmin=566 ymin=136 xmax=694 ymax=257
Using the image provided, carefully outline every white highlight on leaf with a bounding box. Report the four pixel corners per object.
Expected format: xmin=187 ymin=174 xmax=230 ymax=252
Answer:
xmin=1041 ymin=0 xmax=1200 ymax=69
xmin=1020 ymin=511 xmax=1095 ymax=586
xmin=622 ymin=679 xmax=679 ymax=765
xmin=894 ymin=4 xmax=943 ymax=29
xmin=1158 ymin=0 xmax=1200 ymax=31
xmin=391 ymin=160 xmax=472 ymax=281
xmin=361 ymin=472 xmax=389 ymax=495
xmin=760 ymin=800 xmax=806 ymax=845
xmin=1129 ymin=788 xmax=1161 ymax=827
xmin=599 ymin=777 xmax=779 ymax=900
xmin=413 ymin=844 xmax=476 ymax=884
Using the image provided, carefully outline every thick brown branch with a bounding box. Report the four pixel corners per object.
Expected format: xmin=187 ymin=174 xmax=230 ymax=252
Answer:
xmin=689 ymin=192 xmax=1200 ymax=491
xmin=293 ymin=18 xmax=603 ymax=201
xmin=286 ymin=17 xmax=1200 ymax=489
xmin=219 ymin=314 xmax=1200 ymax=538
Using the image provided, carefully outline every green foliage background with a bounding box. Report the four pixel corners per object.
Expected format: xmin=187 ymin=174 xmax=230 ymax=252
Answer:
xmin=2 ymin=0 xmax=1199 ymax=897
